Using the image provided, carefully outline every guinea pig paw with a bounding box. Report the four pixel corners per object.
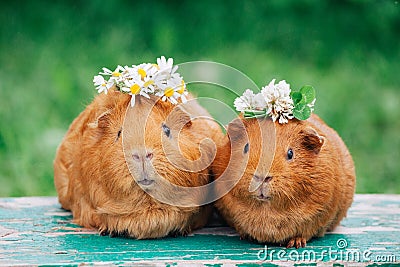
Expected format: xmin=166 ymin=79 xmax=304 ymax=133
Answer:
xmin=99 ymin=229 xmax=130 ymax=238
xmin=239 ymin=234 xmax=248 ymax=241
xmin=286 ymin=237 xmax=306 ymax=249
xmin=109 ymin=231 xmax=119 ymax=238
xmin=239 ymin=234 xmax=258 ymax=243
xmin=169 ymin=229 xmax=190 ymax=238
xmin=109 ymin=229 xmax=130 ymax=238
xmin=181 ymin=229 xmax=191 ymax=237
xmin=99 ymin=229 xmax=109 ymax=236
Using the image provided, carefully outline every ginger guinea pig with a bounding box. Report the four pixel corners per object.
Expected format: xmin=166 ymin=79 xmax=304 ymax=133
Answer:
xmin=213 ymin=114 xmax=355 ymax=248
xmin=54 ymin=91 xmax=222 ymax=238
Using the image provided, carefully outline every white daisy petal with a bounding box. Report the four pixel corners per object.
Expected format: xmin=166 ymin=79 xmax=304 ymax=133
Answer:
xmin=180 ymin=94 xmax=187 ymax=103
xmin=140 ymin=91 xmax=150 ymax=99
xmin=93 ymin=75 xmax=105 ymax=86
xmin=130 ymin=95 xmax=136 ymax=107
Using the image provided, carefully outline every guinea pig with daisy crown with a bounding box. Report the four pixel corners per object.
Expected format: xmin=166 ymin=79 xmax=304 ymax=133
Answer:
xmin=54 ymin=57 xmax=223 ymax=238
xmin=212 ymin=81 xmax=355 ymax=248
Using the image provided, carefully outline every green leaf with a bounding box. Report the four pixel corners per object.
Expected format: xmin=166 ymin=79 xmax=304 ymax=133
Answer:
xmin=299 ymin=85 xmax=316 ymax=104
xmin=293 ymin=104 xmax=312 ymax=120
xmin=291 ymin=92 xmax=303 ymax=104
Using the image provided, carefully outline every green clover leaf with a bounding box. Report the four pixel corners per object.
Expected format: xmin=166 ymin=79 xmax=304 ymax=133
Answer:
xmin=291 ymin=91 xmax=303 ymax=105
xmin=290 ymin=85 xmax=315 ymax=120
xmin=293 ymin=104 xmax=312 ymax=120
xmin=299 ymin=85 xmax=315 ymax=104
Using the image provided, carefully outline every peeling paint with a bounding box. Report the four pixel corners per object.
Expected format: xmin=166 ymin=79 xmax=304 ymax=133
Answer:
xmin=0 ymin=195 xmax=399 ymax=266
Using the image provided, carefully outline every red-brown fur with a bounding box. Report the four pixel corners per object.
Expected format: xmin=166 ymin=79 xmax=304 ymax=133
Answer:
xmin=213 ymin=114 xmax=355 ymax=248
xmin=54 ymin=90 xmax=223 ymax=238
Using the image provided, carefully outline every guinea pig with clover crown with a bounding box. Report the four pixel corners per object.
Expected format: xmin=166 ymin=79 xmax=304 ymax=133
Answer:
xmin=213 ymin=80 xmax=355 ymax=248
xmin=54 ymin=57 xmax=223 ymax=238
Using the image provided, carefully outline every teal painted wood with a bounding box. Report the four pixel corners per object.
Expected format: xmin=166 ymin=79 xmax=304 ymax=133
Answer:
xmin=0 ymin=195 xmax=399 ymax=266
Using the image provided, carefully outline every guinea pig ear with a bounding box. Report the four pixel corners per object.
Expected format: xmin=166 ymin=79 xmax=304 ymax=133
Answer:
xmin=227 ymin=118 xmax=246 ymax=142
xmin=301 ymin=127 xmax=325 ymax=154
xmin=166 ymin=106 xmax=192 ymax=131
xmin=88 ymin=109 xmax=112 ymax=129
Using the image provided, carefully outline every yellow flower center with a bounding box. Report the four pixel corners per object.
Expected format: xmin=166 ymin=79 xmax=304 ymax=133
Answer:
xmin=130 ymin=84 xmax=141 ymax=95
xmin=143 ymin=80 xmax=154 ymax=87
xmin=112 ymin=72 xmax=121 ymax=77
xmin=177 ymin=80 xmax=185 ymax=94
xmin=101 ymin=83 xmax=106 ymax=87
xmin=164 ymin=87 xmax=174 ymax=97
xmin=138 ymin=68 xmax=146 ymax=80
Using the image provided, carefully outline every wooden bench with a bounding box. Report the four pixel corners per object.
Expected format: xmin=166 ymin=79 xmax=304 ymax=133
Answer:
xmin=0 ymin=195 xmax=399 ymax=266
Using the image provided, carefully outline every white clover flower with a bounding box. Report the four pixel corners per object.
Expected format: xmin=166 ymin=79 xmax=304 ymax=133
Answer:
xmin=234 ymin=79 xmax=315 ymax=123
xmin=234 ymin=89 xmax=254 ymax=112
xmin=234 ymin=89 xmax=266 ymax=112
xmin=261 ymin=79 xmax=294 ymax=123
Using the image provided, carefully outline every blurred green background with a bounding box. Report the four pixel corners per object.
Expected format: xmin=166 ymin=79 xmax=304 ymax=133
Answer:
xmin=0 ymin=0 xmax=399 ymax=197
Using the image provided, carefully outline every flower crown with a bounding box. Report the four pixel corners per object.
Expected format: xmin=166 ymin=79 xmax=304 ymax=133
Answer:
xmin=93 ymin=56 xmax=187 ymax=107
xmin=234 ymin=79 xmax=316 ymax=124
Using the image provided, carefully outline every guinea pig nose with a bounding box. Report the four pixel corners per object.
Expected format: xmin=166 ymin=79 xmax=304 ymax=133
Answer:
xmin=132 ymin=150 xmax=154 ymax=162
xmin=132 ymin=153 xmax=141 ymax=161
xmin=264 ymin=176 xmax=273 ymax=183
xmin=253 ymin=175 xmax=273 ymax=183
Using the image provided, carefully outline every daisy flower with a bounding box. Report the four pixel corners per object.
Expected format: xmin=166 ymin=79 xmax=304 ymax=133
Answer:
xmin=156 ymin=56 xmax=178 ymax=80
xmin=93 ymin=75 xmax=114 ymax=94
xmin=157 ymin=56 xmax=174 ymax=72
xmin=99 ymin=65 xmax=125 ymax=79
xmin=133 ymin=63 xmax=154 ymax=80
xmin=156 ymin=78 xmax=185 ymax=105
xmin=177 ymin=79 xmax=188 ymax=103
xmin=93 ymin=57 xmax=189 ymax=107
xmin=123 ymin=79 xmax=150 ymax=107
xmin=141 ymin=64 xmax=160 ymax=93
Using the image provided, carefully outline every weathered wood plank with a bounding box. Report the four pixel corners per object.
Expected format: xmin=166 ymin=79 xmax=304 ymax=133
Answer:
xmin=0 ymin=195 xmax=399 ymax=266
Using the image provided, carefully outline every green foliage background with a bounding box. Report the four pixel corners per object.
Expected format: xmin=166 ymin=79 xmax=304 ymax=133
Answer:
xmin=0 ymin=0 xmax=399 ymax=196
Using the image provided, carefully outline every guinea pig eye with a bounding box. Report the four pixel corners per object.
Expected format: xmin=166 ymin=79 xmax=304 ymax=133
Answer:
xmin=287 ymin=148 xmax=294 ymax=160
xmin=243 ymin=143 xmax=249 ymax=154
xmin=162 ymin=123 xmax=171 ymax=138
xmin=115 ymin=127 xmax=122 ymax=142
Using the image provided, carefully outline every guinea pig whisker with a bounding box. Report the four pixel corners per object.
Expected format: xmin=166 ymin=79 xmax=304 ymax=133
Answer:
xmin=279 ymin=189 xmax=301 ymax=208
